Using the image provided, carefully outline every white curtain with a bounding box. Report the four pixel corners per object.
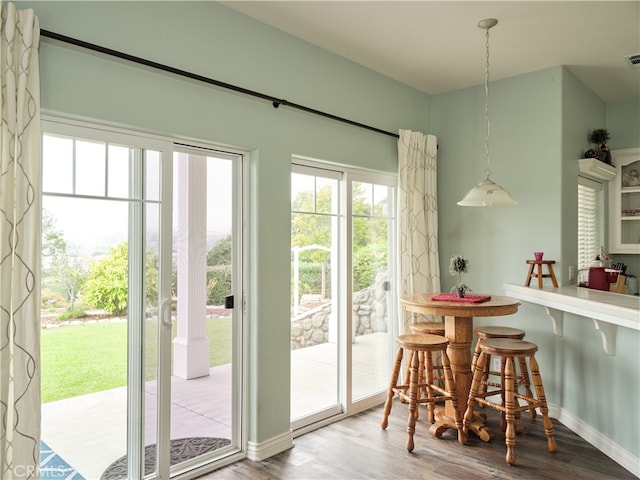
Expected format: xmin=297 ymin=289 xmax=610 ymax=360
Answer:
xmin=397 ymin=130 xmax=440 ymax=333
xmin=0 ymin=2 xmax=41 ymax=477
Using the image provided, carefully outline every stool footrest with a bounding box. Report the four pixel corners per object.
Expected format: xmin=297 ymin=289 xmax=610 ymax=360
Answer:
xmin=475 ymin=397 xmax=542 ymax=415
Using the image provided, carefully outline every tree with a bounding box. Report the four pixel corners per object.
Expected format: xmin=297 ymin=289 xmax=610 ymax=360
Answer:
xmin=83 ymin=242 xmax=159 ymax=315
xmin=207 ymin=235 xmax=232 ymax=266
xmin=83 ymin=242 xmax=128 ymax=315
xmin=50 ymin=255 xmax=89 ymax=308
xmin=42 ymin=209 xmax=68 ymax=260
xmin=291 ymin=188 xmax=333 ymax=264
xmin=291 ymin=183 xmax=388 ymax=255
xmin=41 ymin=209 xmax=89 ymax=308
xmin=291 ymin=182 xmax=388 ymax=294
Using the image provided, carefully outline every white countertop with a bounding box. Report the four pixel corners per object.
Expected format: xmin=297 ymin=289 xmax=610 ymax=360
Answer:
xmin=503 ymin=283 xmax=639 ymax=330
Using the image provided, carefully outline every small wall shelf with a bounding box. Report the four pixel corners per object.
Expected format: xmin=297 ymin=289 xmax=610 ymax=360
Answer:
xmin=578 ymin=158 xmax=616 ymax=181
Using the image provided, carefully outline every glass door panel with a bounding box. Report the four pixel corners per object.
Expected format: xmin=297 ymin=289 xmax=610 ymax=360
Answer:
xmin=290 ymin=170 xmax=341 ymax=425
xmin=351 ymin=181 xmax=394 ymax=401
xmin=167 ymin=151 xmax=236 ymax=475
xmin=40 ymin=131 xmax=159 ymax=479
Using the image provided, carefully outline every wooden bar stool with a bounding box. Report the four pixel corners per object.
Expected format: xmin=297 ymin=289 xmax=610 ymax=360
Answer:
xmin=464 ymin=338 xmax=557 ymax=465
xmin=525 ymin=260 xmax=558 ymax=288
xmin=380 ymin=333 xmax=465 ymax=451
xmin=472 ymin=326 xmax=536 ymax=426
xmin=406 ymin=321 xmax=445 ymax=398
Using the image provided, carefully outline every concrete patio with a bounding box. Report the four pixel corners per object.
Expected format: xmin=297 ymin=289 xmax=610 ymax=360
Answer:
xmin=41 ymin=333 xmax=389 ymax=479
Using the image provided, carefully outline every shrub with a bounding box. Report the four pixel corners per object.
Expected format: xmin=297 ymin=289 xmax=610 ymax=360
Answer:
xmin=83 ymin=243 xmax=128 ymax=315
xmin=353 ymin=243 xmax=387 ymax=291
xmin=291 ymin=262 xmax=331 ymax=302
xmin=208 ymin=235 xmax=232 ymax=266
xmin=41 ymin=290 xmax=68 ymax=309
xmin=57 ymin=306 xmax=87 ymax=321
xmin=83 ymin=242 xmax=159 ymax=315
xmin=207 ymin=266 xmax=232 ymax=305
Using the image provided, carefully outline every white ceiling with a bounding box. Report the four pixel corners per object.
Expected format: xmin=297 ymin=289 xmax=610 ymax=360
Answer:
xmin=221 ymin=1 xmax=640 ymax=102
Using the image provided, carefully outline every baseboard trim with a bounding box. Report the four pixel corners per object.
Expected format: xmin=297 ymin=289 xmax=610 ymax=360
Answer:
xmin=246 ymin=429 xmax=295 ymax=461
xmin=549 ymin=403 xmax=639 ymax=478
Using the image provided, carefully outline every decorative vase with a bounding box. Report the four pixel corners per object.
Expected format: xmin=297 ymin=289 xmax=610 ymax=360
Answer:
xmin=601 ymin=144 xmax=613 ymax=164
xmin=457 ymin=287 xmax=466 ymax=298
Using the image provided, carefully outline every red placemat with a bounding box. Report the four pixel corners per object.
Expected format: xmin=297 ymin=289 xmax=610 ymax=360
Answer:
xmin=431 ymin=293 xmax=492 ymax=303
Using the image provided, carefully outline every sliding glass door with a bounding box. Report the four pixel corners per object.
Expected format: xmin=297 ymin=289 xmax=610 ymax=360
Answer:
xmin=164 ymin=148 xmax=241 ymax=476
xmin=40 ymin=120 xmax=244 ymax=479
xmin=41 ymin=125 xmax=167 ymax=479
xmin=290 ymin=162 xmax=396 ymax=430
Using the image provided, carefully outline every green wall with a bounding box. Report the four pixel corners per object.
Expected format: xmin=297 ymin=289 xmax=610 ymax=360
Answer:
xmin=432 ymin=65 xmax=639 ymax=460
xmin=433 ymin=66 xmax=564 ymax=293
xmin=607 ymin=99 xmax=640 ymax=149
xmin=24 ymin=0 xmax=430 ymax=446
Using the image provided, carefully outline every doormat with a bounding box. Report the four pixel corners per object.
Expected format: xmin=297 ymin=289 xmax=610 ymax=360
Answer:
xmin=40 ymin=440 xmax=86 ymax=480
xmin=101 ymin=437 xmax=231 ymax=480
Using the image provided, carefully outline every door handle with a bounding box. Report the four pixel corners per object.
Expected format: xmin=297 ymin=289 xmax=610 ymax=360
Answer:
xmin=224 ymin=295 xmax=234 ymax=309
xmin=160 ymin=298 xmax=174 ymax=327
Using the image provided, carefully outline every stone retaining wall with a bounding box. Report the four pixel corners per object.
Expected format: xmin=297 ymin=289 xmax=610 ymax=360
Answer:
xmin=291 ymin=269 xmax=388 ymax=349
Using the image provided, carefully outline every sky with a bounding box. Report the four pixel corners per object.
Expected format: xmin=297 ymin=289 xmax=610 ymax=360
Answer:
xmin=42 ymin=134 xmax=233 ymax=256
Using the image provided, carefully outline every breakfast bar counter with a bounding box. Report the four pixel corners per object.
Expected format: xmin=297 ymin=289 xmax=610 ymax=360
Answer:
xmin=503 ymin=283 xmax=640 ymax=354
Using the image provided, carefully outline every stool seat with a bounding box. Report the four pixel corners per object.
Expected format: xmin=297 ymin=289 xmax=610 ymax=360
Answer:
xmin=480 ymin=338 xmax=538 ymax=356
xmin=474 ymin=326 xmax=525 ymax=339
xmin=396 ymin=333 xmax=448 ymax=351
xmin=410 ymin=322 xmax=445 ymax=336
xmin=464 ymin=339 xmax=556 ymax=465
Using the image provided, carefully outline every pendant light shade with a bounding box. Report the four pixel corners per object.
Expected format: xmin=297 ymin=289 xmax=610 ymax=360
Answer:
xmin=458 ymin=18 xmax=517 ymax=207
xmin=457 ymin=176 xmax=518 ymax=207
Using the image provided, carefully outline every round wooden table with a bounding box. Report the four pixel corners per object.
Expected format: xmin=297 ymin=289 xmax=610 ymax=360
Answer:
xmin=400 ymin=293 xmax=520 ymax=441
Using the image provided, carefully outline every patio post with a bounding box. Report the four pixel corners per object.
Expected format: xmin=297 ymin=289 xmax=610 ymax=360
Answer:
xmin=173 ymin=153 xmax=211 ymax=379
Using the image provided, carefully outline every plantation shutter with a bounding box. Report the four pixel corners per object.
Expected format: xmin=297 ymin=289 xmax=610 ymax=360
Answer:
xmin=578 ymin=177 xmax=603 ymax=271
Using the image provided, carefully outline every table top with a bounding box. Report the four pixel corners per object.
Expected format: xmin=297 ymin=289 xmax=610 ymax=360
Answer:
xmin=400 ymin=293 xmax=520 ymax=318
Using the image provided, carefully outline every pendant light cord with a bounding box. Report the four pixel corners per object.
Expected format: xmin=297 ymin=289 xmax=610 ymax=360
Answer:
xmin=457 ymin=18 xmax=517 ymax=206
xmin=484 ymin=26 xmax=492 ymax=179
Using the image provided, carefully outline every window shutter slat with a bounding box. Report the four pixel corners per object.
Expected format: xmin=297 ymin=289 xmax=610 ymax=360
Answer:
xmin=578 ymin=183 xmax=602 ymax=271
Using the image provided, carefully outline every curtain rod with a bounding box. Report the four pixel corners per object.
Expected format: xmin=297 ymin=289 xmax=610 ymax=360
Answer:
xmin=39 ymin=29 xmax=400 ymax=139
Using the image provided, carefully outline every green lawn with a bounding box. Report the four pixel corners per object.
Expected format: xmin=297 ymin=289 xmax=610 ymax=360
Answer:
xmin=41 ymin=317 xmax=232 ymax=403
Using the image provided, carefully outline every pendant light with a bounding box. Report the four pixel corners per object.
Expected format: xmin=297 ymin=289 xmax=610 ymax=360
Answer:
xmin=458 ymin=18 xmax=517 ymax=207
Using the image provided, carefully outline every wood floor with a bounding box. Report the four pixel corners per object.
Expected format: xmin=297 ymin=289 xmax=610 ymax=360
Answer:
xmin=200 ymin=402 xmax=637 ymax=480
